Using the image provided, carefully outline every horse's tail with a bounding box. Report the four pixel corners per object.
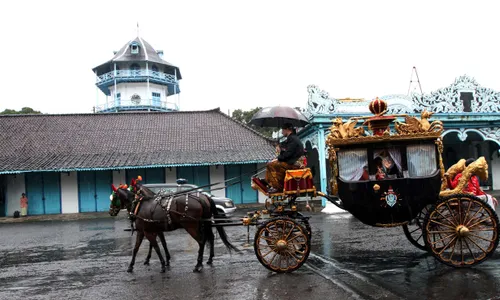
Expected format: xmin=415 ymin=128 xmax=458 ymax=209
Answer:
xmin=206 ymin=195 xmax=240 ymax=253
xmin=214 ymin=225 xmax=240 ymax=253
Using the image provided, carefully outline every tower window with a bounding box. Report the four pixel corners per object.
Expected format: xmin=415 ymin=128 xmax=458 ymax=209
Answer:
xmin=152 ymin=92 xmax=161 ymax=98
xmin=152 ymin=65 xmax=158 ymax=72
xmin=131 ymin=44 xmax=139 ymax=54
xmin=116 ymin=93 xmax=121 ymax=100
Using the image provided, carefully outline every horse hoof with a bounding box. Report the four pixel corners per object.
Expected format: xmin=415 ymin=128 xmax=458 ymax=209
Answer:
xmin=206 ymin=260 xmax=213 ymax=265
xmin=166 ymin=261 xmax=170 ymax=267
xmin=127 ymin=268 xmax=133 ymax=273
xmin=193 ymin=266 xmax=203 ymax=273
xmin=161 ymin=267 xmax=166 ymax=273
xmin=144 ymin=261 xmax=150 ymax=266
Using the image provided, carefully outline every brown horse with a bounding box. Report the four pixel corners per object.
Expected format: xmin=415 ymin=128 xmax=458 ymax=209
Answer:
xmin=109 ymin=180 xmax=239 ymax=273
xmin=109 ymin=184 xmax=170 ymax=269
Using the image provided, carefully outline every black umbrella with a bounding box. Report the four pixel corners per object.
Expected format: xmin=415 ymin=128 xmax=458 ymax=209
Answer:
xmin=249 ymin=106 xmax=309 ymax=128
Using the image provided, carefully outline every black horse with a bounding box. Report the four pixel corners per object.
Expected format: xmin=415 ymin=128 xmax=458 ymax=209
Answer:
xmin=109 ymin=180 xmax=239 ymax=273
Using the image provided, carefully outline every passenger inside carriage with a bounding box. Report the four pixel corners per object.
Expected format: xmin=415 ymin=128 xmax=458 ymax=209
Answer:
xmin=371 ymin=148 xmax=404 ymax=180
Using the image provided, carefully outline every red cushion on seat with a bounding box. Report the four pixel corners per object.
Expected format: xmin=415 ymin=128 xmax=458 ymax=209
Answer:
xmin=252 ymin=177 xmax=268 ymax=192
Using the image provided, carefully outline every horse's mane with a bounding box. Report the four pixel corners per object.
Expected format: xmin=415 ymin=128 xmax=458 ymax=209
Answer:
xmin=136 ymin=183 xmax=156 ymax=199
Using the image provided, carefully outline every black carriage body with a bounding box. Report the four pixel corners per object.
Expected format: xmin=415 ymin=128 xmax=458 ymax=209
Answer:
xmin=336 ymin=138 xmax=442 ymax=226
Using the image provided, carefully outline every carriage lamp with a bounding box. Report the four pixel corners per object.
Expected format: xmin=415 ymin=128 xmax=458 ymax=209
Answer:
xmin=242 ymin=217 xmax=251 ymax=226
xmin=373 ymin=184 xmax=380 ymax=192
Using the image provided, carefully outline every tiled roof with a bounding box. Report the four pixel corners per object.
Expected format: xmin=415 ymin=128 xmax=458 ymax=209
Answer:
xmin=92 ymin=37 xmax=181 ymax=79
xmin=0 ymin=109 xmax=275 ymax=174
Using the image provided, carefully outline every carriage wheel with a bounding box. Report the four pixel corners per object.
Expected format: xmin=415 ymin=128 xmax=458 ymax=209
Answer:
xmin=263 ymin=217 xmax=311 ymax=247
xmin=299 ymin=218 xmax=312 ymax=243
xmin=254 ymin=217 xmax=310 ymax=273
xmin=403 ymin=204 xmax=433 ymax=251
xmin=424 ymin=194 xmax=499 ymax=267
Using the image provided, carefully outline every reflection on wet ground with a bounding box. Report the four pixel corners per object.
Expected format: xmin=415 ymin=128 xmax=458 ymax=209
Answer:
xmin=311 ymin=212 xmax=500 ymax=300
xmin=0 ymin=211 xmax=499 ymax=300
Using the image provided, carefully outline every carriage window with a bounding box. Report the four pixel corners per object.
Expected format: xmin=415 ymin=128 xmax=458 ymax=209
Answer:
xmin=337 ymin=149 xmax=368 ymax=181
xmin=406 ymin=144 xmax=437 ymax=177
xmin=372 ymin=148 xmax=403 ymax=180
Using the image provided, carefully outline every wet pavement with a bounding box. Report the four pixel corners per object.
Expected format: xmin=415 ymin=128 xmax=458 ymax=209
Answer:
xmin=0 ymin=209 xmax=499 ymax=300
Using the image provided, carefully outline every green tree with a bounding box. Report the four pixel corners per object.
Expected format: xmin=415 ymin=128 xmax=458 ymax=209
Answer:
xmin=0 ymin=107 xmax=42 ymax=115
xmin=231 ymin=107 xmax=275 ymax=138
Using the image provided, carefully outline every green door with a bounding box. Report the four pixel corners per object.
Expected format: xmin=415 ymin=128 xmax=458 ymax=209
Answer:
xmin=225 ymin=164 xmax=257 ymax=204
xmin=177 ymin=166 xmax=209 ymax=187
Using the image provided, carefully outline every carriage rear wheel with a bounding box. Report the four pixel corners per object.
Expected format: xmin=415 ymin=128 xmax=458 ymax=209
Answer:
xmin=254 ymin=217 xmax=310 ymax=273
xmin=424 ymin=194 xmax=499 ymax=267
xmin=403 ymin=204 xmax=433 ymax=251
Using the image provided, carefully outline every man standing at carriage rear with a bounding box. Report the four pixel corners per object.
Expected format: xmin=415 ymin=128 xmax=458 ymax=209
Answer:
xmin=265 ymin=123 xmax=304 ymax=193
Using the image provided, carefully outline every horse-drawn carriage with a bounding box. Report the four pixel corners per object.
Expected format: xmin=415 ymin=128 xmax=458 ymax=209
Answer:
xmin=248 ymin=98 xmax=499 ymax=271
xmin=110 ymin=99 xmax=499 ymax=274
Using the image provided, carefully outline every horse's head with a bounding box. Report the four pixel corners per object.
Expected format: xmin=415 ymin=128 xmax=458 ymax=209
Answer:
xmin=109 ymin=183 xmax=134 ymax=216
xmin=129 ymin=175 xmax=156 ymax=199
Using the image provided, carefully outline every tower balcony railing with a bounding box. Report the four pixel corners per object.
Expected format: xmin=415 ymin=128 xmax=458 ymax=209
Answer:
xmin=95 ymin=98 xmax=179 ymax=113
xmin=95 ymin=69 xmax=178 ymax=85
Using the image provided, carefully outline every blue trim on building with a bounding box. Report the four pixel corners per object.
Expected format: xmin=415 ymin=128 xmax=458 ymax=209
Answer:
xmin=0 ymin=160 xmax=271 ymax=175
xmin=317 ymin=126 xmax=327 ymax=207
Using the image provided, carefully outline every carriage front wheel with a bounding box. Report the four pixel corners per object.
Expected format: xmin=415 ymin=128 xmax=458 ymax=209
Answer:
xmin=254 ymin=217 xmax=310 ymax=273
xmin=424 ymin=194 xmax=499 ymax=267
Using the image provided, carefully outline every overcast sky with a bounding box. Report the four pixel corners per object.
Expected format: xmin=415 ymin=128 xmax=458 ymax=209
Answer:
xmin=1 ymin=0 xmax=499 ymax=115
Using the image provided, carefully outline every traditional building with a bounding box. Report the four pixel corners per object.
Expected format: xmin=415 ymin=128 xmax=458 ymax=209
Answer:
xmin=0 ymin=36 xmax=274 ymax=217
xmin=300 ymin=75 xmax=500 ymax=205
xmin=92 ymin=36 xmax=181 ymax=113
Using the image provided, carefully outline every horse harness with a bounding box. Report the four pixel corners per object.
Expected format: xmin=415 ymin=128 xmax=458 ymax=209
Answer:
xmin=130 ymin=187 xmax=202 ymax=224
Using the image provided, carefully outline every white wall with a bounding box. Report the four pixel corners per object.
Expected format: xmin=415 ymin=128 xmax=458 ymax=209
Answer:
xmin=109 ymin=82 xmax=167 ymax=104
xmin=165 ymin=167 xmax=177 ymax=182
xmin=209 ymin=165 xmax=225 ymax=198
xmin=61 ymin=172 xmax=79 ymax=214
xmin=492 ymin=154 xmax=500 ymax=190
xmin=5 ymin=174 xmax=25 ymax=216
xmin=257 ymin=163 xmax=267 ymax=203
xmin=112 ymin=170 xmax=126 ymax=187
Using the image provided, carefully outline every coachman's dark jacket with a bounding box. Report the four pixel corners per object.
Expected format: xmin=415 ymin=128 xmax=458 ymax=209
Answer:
xmin=278 ymin=133 xmax=304 ymax=165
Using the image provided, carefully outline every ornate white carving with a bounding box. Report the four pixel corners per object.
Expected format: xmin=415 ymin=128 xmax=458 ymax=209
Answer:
xmin=306 ymin=75 xmax=500 ymax=116
xmin=305 ymin=85 xmax=339 ymax=117
xmin=305 ymin=85 xmax=414 ymax=116
xmin=302 ymin=132 xmax=319 ymax=149
xmin=412 ymin=75 xmax=500 ymax=113
xmin=443 ymin=127 xmax=500 ymax=146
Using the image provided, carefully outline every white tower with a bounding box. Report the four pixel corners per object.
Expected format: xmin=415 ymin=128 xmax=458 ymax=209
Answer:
xmin=92 ymin=36 xmax=181 ymax=112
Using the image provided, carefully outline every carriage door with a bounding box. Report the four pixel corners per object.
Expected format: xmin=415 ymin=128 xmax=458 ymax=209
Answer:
xmin=25 ymin=172 xmax=61 ymax=215
xmin=78 ymin=171 xmax=112 ymax=212
xmin=225 ymin=164 xmax=257 ymax=204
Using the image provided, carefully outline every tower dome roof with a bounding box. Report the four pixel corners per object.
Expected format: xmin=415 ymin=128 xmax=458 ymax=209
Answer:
xmin=92 ymin=36 xmax=181 ymax=79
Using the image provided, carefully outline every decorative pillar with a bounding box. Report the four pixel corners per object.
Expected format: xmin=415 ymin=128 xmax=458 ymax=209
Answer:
xmin=318 ymin=125 xmax=327 ymax=206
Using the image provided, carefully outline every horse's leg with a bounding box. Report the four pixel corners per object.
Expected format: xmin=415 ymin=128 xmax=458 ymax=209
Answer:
xmin=144 ymin=242 xmax=153 ymax=265
xmin=185 ymin=222 xmax=205 ymax=272
xmin=158 ymin=232 xmax=170 ymax=266
xmin=206 ymin=223 xmax=215 ymax=265
xmin=145 ymin=232 xmax=166 ymax=273
xmin=128 ymin=230 xmax=145 ymax=272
